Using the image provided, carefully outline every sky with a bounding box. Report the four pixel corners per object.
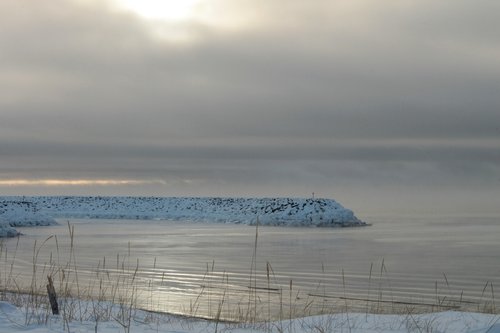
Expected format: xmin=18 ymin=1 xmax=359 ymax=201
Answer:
xmin=1 ymin=0 xmax=499 ymax=216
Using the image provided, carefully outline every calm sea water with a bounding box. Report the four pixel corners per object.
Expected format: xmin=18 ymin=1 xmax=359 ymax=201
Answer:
xmin=4 ymin=215 xmax=500 ymax=320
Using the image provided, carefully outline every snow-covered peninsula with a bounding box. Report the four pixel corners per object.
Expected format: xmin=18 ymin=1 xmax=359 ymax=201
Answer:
xmin=0 ymin=196 xmax=366 ymax=236
xmin=0 ymin=200 xmax=57 ymax=237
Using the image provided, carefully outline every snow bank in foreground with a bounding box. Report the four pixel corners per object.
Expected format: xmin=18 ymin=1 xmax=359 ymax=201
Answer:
xmin=0 ymin=201 xmax=57 ymax=237
xmin=1 ymin=196 xmax=366 ymax=229
xmin=1 ymin=300 xmax=499 ymax=333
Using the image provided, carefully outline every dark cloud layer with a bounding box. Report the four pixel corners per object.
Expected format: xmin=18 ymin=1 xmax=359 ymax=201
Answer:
xmin=1 ymin=0 xmax=499 ymax=214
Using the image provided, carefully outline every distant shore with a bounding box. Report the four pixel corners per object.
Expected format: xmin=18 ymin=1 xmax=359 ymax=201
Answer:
xmin=1 ymin=196 xmax=367 ymax=236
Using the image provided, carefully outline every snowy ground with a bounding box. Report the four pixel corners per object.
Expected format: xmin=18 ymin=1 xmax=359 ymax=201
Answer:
xmin=1 ymin=300 xmax=500 ymax=333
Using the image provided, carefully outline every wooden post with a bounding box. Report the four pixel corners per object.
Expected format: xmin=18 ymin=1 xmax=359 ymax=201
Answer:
xmin=46 ymin=275 xmax=59 ymax=315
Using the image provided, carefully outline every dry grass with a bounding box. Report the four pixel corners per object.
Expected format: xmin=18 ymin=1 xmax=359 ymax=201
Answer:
xmin=1 ymin=222 xmax=500 ymax=333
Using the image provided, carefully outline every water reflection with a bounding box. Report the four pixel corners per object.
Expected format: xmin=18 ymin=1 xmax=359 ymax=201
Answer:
xmin=3 ymin=216 xmax=500 ymax=320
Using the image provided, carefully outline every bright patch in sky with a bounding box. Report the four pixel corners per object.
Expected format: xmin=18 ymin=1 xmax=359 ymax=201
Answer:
xmin=0 ymin=179 xmax=165 ymax=187
xmin=113 ymin=0 xmax=201 ymax=21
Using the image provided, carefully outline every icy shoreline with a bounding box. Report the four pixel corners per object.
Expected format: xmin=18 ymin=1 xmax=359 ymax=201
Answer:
xmin=1 ymin=299 xmax=500 ymax=333
xmin=0 ymin=196 xmax=366 ymax=236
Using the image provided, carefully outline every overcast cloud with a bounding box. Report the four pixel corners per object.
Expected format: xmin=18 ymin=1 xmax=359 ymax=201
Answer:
xmin=1 ymin=0 xmax=499 ymax=215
